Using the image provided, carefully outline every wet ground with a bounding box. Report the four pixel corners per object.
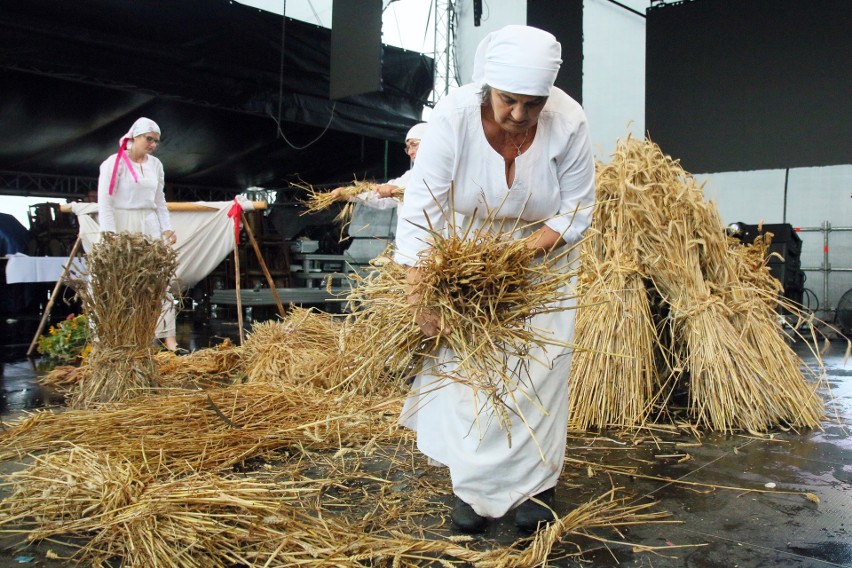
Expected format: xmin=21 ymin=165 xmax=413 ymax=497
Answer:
xmin=0 ymin=308 xmax=850 ymax=567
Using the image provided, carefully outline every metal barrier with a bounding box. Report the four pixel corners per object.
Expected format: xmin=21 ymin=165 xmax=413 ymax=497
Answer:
xmin=796 ymin=222 xmax=852 ymax=315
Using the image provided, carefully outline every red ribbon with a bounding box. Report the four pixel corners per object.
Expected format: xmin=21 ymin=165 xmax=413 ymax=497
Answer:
xmin=227 ymin=198 xmax=243 ymax=244
xmin=108 ymin=138 xmax=139 ymax=196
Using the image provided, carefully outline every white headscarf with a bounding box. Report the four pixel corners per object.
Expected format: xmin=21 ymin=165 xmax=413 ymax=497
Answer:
xmin=471 ymin=25 xmax=562 ymax=97
xmin=406 ymin=122 xmax=428 ymax=142
xmin=108 ymin=117 xmax=162 ymax=195
xmin=120 ymin=117 xmax=161 ymax=148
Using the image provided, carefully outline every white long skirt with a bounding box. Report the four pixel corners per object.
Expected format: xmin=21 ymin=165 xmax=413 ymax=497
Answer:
xmin=400 ymin=248 xmax=578 ymax=518
xmin=112 ymin=208 xmax=176 ymax=339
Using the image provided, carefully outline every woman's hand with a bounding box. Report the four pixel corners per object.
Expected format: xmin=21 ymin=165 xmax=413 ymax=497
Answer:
xmin=375 ymin=183 xmax=399 ymax=198
xmin=405 ymin=266 xmax=449 ymax=338
xmin=330 ymin=188 xmax=344 ymax=200
xmin=524 ymin=225 xmax=564 ymax=256
xmin=162 ymin=230 xmax=177 ymax=245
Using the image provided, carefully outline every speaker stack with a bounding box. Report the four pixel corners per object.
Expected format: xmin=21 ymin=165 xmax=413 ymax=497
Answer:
xmin=732 ymin=223 xmax=804 ymax=310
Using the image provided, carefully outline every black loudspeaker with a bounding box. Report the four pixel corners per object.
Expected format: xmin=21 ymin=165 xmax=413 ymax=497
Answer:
xmin=330 ymin=0 xmax=383 ymax=100
xmin=526 ymin=0 xmax=584 ymax=103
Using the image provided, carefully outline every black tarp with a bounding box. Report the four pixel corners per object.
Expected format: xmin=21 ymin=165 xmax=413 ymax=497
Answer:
xmin=0 ymin=0 xmax=433 ymax=197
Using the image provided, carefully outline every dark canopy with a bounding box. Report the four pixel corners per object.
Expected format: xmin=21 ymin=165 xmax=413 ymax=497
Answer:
xmin=0 ymin=0 xmax=433 ymax=199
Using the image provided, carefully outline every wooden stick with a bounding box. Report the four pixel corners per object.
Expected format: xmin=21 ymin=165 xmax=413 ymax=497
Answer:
xmin=233 ymin=243 xmax=245 ymax=345
xmin=60 ymin=202 xmax=268 ymax=213
xmin=27 ymin=236 xmax=82 ymax=357
xmin=241 ymin=212 xmax=286 ymax=318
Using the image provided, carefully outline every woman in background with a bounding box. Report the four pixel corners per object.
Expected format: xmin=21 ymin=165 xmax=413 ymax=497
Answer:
xmin=330 ymin=122 xmax=428 ymax=209
xmin=97 ymin=117 xmax=180 ymax=352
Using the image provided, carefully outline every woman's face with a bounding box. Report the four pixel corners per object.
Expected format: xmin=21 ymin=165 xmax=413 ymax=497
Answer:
xmin=405 ymin=139 xmax=420 ymax=161
xmin=134 ymin=131 xmax=161 ymax=154
xmin=489 ymin=89 xmax=547 ymax=134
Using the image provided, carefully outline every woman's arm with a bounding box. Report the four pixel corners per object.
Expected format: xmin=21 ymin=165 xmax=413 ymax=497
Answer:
xmin=154 ymin=160 xmax=172 ymax=236
xmin=96 ymin=157 xmax=117 ymax=233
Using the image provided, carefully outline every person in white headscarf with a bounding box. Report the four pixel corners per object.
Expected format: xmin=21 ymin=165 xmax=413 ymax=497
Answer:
xmin=394 ymin=25 xmax=595 ymax=533
xmin=97 ymin=117 xmax=181 ymax=352
xmin=330 ymin=122 xmax=428 ymax=209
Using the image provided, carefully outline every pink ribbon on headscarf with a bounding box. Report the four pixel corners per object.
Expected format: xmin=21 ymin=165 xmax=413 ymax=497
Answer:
xmin=227 ymin=198 xmax=243 ymax=244
xmin=107 ymin=137 xmax=139 ymax=196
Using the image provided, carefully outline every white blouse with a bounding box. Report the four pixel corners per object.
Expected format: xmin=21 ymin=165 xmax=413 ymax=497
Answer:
xmin=97 ymin=152 xmax=171 ymax=234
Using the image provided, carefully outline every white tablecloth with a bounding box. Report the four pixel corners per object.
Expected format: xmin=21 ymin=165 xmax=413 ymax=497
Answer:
xmin=4 ymin=254 xmax=72 ymax=283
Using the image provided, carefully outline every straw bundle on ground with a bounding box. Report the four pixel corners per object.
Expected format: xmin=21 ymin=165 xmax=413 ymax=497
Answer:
xmin=38 ymin=364 xmax=89 ymax=392
xmin=68 ymin=232 xmax=178 ymax=409
xmin=38 ymin=341 xmax=243 ymax=394
xmin=201 ymin=308 xmax=408 ymax=396
xmin=572 ymin=134 xmax=824 ymax=432
xmin=0 ymin=445 xmax=319 ymax=568
xmin=569 ymin=247 xmax=659 ymax=431
xmin=241 ymin=308 xmax=345 ymax=387
xmin=0 ymin=382 xmax=403 ymax=475
xmin=707 ymin=228 xmax=825 ymax=428
xmin=345 ymin=213 xmax=581 ymax=434
xmin=154 ymin=338 xmax=243 ymax=389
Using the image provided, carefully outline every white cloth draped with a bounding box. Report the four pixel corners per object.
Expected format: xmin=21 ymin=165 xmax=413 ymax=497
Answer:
xmin=69 ymin=199 xmax=255 ymax=292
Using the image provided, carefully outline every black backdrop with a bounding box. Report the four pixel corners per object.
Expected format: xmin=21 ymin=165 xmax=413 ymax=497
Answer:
xmin=646 ymin=0 xmax=852 ymax=173
xmin=527 ymin=0 xmax=584 ymax=104
xmin=0 ymin=0 xmax=433 ymax=198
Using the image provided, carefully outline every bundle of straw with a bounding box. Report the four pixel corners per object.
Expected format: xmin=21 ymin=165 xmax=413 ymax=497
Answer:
xmin=345 ymin=213 xmax=581 ymax=435
xmin=68 ymin=232 xmax=177 ymax=408
xmin=38 ymin=340 xmax=243 ymax=394
xmin=154 ymin=339 xmax=243 ymax=389
xmin=0 ymin=444 xmax=670 ymax=567
xmin=576 ymin=134 xmax=824 ymax=432
xmin=242 ymin=309 xmax=347 ymax=388
xmin=0 ymin=446 xmax=313 ymax=568
xmin=0 ymin=382 xmax=402 ymax=475
xmin=38 ymin=364 xmax=88 ymax=392
xmin=569 ymin=247 xmax=659 ymax=431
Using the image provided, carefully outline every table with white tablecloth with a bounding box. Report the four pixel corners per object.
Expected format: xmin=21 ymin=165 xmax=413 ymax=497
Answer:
xmin=3 ymin=254 xmax=77 ymax=284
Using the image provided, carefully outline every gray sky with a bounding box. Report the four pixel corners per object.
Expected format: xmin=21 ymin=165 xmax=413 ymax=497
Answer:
xmin=235 ymin=0 xmax=436 ymax=53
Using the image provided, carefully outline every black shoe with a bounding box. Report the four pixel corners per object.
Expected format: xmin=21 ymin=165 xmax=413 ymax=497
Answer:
xmin=514 ymin=488 xmax=556 ymax=532
xmin=451 ymin=496 xmax=488 ymax=533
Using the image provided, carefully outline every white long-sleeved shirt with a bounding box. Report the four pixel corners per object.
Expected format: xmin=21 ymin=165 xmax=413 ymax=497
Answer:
xmin=97 ymin=153 xmax=171 ymax=234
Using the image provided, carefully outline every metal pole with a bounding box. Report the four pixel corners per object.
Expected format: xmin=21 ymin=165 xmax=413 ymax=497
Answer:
xmin=823 ymin=221 xmax=830 ymax=314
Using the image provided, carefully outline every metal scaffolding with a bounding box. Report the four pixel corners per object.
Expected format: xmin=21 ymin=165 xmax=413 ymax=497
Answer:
xmin=429 ymin=0 xmax=459 ymax=107
xmin=0 ymin=170 xmax=240 ymax=202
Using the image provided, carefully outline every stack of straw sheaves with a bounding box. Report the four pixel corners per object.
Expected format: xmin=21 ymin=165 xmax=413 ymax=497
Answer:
xmin=68 ymin=232 xmax=178 ymax=409
xmin=569 ymin=135 xmax=825 ymax=433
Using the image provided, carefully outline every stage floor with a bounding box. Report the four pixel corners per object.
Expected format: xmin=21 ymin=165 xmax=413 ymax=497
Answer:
xmin=1 ymin=312 xmax=850 ymax=567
